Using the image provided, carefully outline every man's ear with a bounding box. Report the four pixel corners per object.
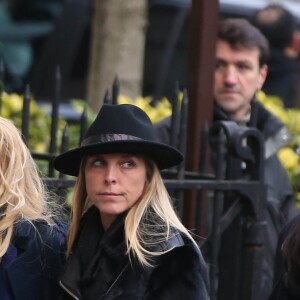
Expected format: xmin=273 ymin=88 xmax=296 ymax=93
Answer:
xmin=258 ymin=64 xmax=268 ymax=90
xmin=285 ymin=31 xmax=300 ymax=58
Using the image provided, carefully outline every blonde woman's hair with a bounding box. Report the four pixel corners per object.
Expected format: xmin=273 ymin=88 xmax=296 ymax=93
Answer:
xmin=68 ymin=157 xmax=195 ymax=267
xmin=0 ymin=117 xmax=54 ymax=258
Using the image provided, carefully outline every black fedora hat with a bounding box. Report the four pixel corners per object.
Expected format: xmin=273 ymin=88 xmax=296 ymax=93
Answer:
xmin=53 ymin=104 xmax=183 ymax=176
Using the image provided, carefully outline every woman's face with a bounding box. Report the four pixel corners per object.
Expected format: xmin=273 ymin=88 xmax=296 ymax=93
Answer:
xmin=85 ymin=153 xmax=147 ymax=229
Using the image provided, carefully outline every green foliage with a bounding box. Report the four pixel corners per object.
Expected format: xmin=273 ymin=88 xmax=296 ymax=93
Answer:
xmin=256 ymin=91 xmax=300 ymax=205
xmin=2 ymin=92 xmax=51 ymax=152
xmin=5 ymin=91 xmax=299 ymax=205
xmin=1 ymin=92 xmax=95 ymax=175
xmin=119 ymin=92 xmax=300 ymax=205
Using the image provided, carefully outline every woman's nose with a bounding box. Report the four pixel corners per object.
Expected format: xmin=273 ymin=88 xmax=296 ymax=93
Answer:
xmin=104 ymin=166 xmax=117 ymax=184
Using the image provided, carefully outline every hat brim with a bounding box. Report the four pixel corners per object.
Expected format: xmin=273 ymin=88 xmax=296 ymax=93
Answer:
xmin=53 ymin=140 xmax=183 ymax=176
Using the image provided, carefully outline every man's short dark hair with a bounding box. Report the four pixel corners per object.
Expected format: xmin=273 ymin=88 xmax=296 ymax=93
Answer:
xmin=253 ymin=4 xmax=297 ymax=50
xmin=218 ymin=18 xmax=269 ymax=67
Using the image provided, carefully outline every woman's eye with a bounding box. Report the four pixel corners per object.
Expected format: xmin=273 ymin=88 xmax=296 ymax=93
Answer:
xmin=121 ymin=161 xmax=135 ymax=168
xmin=93 ymin=159 xmax=105 ymax=166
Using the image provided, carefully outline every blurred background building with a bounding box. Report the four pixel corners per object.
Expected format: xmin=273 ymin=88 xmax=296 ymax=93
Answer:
xmin=1 ymin=0 xmax=300 ymax=103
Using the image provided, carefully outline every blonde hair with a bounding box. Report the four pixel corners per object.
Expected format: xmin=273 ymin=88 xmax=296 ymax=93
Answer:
xmin=68 ymin=157 xmax=195 ymax=267
xmin=0 ymin=117 xmax=54 ymax=258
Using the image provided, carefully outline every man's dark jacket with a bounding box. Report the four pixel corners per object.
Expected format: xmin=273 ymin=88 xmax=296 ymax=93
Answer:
xmin=154 ymin=99 xmax=297 ymax=299
xmin=215 ymin=100 xmax=297 ymax=300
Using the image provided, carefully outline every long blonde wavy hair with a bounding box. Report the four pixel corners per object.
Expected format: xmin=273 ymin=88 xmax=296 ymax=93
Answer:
xmin=0 ymin=117 xmax=54 ymax=259
xmin=67 ymin=156 xmax=195 ymax=267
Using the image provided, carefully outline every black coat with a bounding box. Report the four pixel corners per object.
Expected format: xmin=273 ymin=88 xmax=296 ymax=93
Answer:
xmin=59 ymin=206 xmax=209 ymax=300
xmin=214 ymin=101 xmax=297 ymax=300
xmin=0 ymin=219 xmax=68 ymax=300
xmin=154 ymin=99 xmax=297 ymax=299
xmin=269 ymin=215 xmax=300 ymax=300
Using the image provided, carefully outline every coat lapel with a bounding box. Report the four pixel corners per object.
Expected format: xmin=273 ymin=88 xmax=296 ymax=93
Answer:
xmin=60 ymin=207 xmax=129 ymax=298
xmin=6 ymin=222 xmax=43 ymax=300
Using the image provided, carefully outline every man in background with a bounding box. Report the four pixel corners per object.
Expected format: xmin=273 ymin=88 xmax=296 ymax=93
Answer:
xmin=253 ymin=4 xmax=300 ymax=108
xmin=155 ymin=18 xmax=297 ymax=299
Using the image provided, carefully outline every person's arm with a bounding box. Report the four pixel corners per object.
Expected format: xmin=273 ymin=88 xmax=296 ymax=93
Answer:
xmin=146 ymin=245 xmax=209 ymax=300
xmin=270 ymin=215 xmax=300 ymax=300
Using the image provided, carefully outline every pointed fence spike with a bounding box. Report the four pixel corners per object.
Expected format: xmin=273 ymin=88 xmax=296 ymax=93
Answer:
xmin=61 ymin=123 xmax=69 ymax=154
xmin=112 ymin=76 xmax=120 ymax=105
xmin=59 ymin=124 xmax=69 ymax=179
xmin=48 ymin=66 xmax=61 ymax=177
xmin=55 ymin=64 xmax=62 ymax=102
xmin=178 ymin=88 xmax=189 ymax=157
xmin=103 ymin=89 xmax=111 ymax=104
xmin=170 ymin=82 xmax=181 ymax=148
xmin=79 ymin=105 xmax=88 ymax=145
xmin=21 ymin=84 xmax=31 ymax=144
xmin=0 ymin=59 xmax=4 ymax=83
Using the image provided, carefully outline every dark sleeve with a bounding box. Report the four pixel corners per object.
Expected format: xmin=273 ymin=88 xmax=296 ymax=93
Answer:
xmin=32 ymin=220 xmax=68 ymax=300
xmin=11 ymin=220 xmax=68 ymax=300
xmin=264 ymin=155 xmax=298 ymax=232
xmin=273 ymin=216 xmax=299 ymax=285
xmin=146 ymin=245 xmax=209 ymax=300
xmin=270 ymin=215 xmax=300 ymax=300
xmin=39 ymin=219 xmax=68 ymax=278
xmin=269 ymin=276 xmax=298 ymax=300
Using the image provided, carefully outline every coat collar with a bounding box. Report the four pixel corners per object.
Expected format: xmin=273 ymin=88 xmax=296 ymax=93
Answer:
xmin=75 ymin=206 xmax=186 ymax=257
xmin=73 ymin=206 xmax=128 ymax=259
xmin=60 ymin=206 xmax=186 ymax=299
xmin=59 ymin=207 xmax=129 ymax=299
xmin=214 ymin=98 xmax=289 ymax=158
xmin=213 ymin=98 xmax=284 ymax=139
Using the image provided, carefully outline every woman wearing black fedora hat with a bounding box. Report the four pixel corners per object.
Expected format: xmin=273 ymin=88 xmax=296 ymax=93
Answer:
xmin=54 ymin=104 xmax=209 ymax=300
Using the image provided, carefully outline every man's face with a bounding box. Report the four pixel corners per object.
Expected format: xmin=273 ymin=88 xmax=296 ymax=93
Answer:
xmin=214 ymin=40 xmax=267 ymax=117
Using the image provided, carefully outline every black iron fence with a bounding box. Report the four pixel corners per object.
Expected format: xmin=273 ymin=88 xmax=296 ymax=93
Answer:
xmin=0 ymin=72 xmax=267 ymax=300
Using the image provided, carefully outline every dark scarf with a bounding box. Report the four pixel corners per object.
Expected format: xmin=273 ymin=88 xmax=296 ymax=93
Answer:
xmin=60 ymin=207 xmax=128 ymax=299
